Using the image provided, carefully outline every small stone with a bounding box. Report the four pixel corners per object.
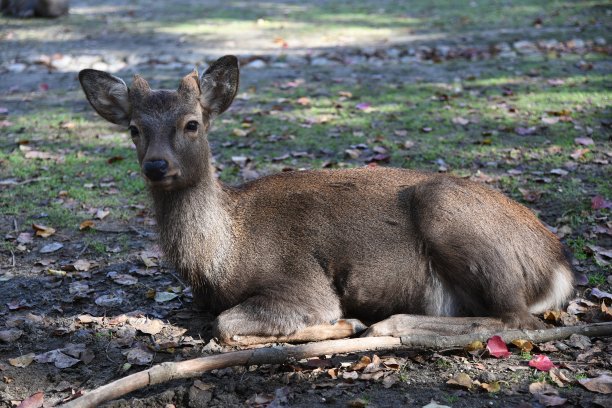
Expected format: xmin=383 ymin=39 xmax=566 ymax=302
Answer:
xmin=284 ymin=55 xmax=307 ymax=66
xmin=386 ymin=48 xmax=401 ymax=58
xmin=311 ymin=57 xmax=332 ymax=66
xmin=346 ymin=55 xmax=367 ymax=65
xmin=568 ymin=38 xmax=585 ymax=49
xmin=513 ymin=40 xmax=538 ymax=54
xmin=499 ymin=51 xmax=517 ymax=58
xmin=539 ymin=39 xmax=559 ymax=49
xmin=7 ymin=63 xmax=27 ymax=73
xmin=480 ymin=372 xmax=497 ymax=383
xmin=245 ymin=59 xmax=266 ymax=69
xmin=436 ymin=45 xmax=451 ymax=57
xmin=494 ymin=42 xmax=511 ymax=52
xmin=595 ymin=37 xmax=606 ymax=46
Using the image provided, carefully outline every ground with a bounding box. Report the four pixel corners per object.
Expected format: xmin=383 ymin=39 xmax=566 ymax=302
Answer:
xmin=0 ymin=0 xmax=611 ymax=407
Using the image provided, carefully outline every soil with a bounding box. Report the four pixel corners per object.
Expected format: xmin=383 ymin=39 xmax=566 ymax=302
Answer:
xmin=1 ymin=1 xmax=611 ymax=407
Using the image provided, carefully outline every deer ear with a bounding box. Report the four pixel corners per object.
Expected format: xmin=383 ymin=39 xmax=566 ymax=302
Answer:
xmin=79 ymin=69 xmax=131 ymax=127
xmin=200 ymin=55 xmax=239 ymax=116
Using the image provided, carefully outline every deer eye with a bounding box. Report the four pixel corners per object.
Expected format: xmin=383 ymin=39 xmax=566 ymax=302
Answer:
xmin=128 ymin=125 xmax=140 ymax=138
xmin=185 ymin=121 xmax=199 ymax=132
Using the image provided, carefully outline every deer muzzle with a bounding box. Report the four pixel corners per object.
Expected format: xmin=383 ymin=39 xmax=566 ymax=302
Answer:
xmin=143 ymin=160 xmax=169 ymax=182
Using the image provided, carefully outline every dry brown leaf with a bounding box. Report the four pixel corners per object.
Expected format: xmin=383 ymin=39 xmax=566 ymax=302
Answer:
xmin=512 ymin=338 xmax=534 ymax=352
xmin=579 ymin=374 xmax=612 ymax=394
xmin=17 ymin=391 xmax=43 ymax=408
xmin=446 ymin=372 xmax=473 ymax=389
xmin=73 ymin=259 xmax=91 ymax=272
xmin=79 ymin=220 xmax=95 ymax=230
xmin=32 ymin=223 xmax=55 ymax=238
xmin=128 ymin=317 xmax=164 ymax=335
xmin=481 ymin=381 xmax=501 ymax=393
xmin=8 ymin=353 xmax=35 ymax=368
xmin=465 ymin=340 xmax=484 ymax=351
xmin=348 ymin=355 xmax=371 ymax=371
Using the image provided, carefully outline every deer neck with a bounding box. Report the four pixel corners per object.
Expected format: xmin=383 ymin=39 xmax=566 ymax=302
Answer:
xmin=150 ymin=164 xmax=234 ymax=290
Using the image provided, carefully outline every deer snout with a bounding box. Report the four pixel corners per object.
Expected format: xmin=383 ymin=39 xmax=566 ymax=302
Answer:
xmin=143 ymin=160 xmax=169 ymax=181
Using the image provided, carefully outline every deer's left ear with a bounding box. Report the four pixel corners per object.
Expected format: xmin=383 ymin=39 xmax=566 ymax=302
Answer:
xmin=199 ymin=55 xmax=239 ymax=116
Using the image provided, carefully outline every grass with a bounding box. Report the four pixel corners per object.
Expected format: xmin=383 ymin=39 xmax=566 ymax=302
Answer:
xmin=0 ymin=1 xmax=610 ymax=281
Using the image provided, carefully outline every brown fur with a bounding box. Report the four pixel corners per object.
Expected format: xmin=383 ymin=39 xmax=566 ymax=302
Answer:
xmin=79 ymin=56 xmax=574 ymax=342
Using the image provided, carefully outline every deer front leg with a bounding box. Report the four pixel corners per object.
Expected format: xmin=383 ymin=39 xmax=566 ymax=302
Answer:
xmin=362 ymin=314 xmax=506 ymax=337
xmin=213 ymin=293 xmax=364 ymax=346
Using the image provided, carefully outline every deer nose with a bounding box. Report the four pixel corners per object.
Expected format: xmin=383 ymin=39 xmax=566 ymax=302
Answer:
xmin=143 ymin=160 xmax=169 ymax=181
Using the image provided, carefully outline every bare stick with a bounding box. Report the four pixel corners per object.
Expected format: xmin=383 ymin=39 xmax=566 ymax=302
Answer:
xmin=60 ymin=322 xmax=612 ymax=408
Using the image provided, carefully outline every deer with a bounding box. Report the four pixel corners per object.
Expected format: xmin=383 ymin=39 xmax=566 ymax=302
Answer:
xmin=78 ymin=55 xmax=575 ymax=346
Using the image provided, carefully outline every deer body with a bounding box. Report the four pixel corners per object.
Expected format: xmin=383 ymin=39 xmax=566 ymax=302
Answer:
xmin=79 ymin=56 xmax=574 ymax=343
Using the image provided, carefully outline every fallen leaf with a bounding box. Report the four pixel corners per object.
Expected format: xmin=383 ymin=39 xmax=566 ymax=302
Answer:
xmin=154 ymin=291 xmax=179 ymax=303
xmin=110 ymin=273 xmax=138 ymax=286
xmin=591 ymin=288 xmax=612 ymax=301
xmin=35 ymin=349 xmax=80 ymax=369
xmin=17 ymin=391 xmax=43 ymax=408
xmin=529 ymin=354 xmax=555 ymax=371
xmin=16 ymin=232 xmax=33 ymax=245
xmin=355 ymin=102 xmax=371 ymax=111
xmin=349 ymin=355 xmax=372 ymax=371
xmin=95 ymin=294 xmax=124 ymax=307
xmin=422 ymin=400 xmax=451 ymax=408
xmin=579 ymin=374 xmax=612 ymax=394
xmin=548 ymin=368 xmax=571 ymax=387
xmin=570 ymin=148 xmax=589 ymax=160
xmin=515 ymin=126 xmax=537 ymax=136
xmin=79 ymin=220 xmax=95 ymax=230
xmin=519 ymin=188 xmax=542 ymax=203
xmin=512 ymin=339 xmax=534 ymax=352
xmin=452 ymin=116 xmax=469 ymax=125
xmin=446 ymin=372 xmax=473 ymax=389
xmin=8 ymin=353 xmax=35 ymax=368
xmin=40 ymin=242 xmax=63 ymax=253
xmin=125 ymin=347 xmax=154 ymax=365
xmin=95 ymin=209 xmax=110 ymax=220
xmin=0 ymin=329 xmax=23 ymax=343
xmin=128 ymin=317 xmax=164 ymax=335
xmin=481 ymin=381 xmax=501 ymax=393
xmin=107 ymin=156 xmax=124 ymax=164
xmin=296 ymin=96 xmax=311 ymax=106
xmin=73 ymin=259 xmax=91 ymax=271
xmin=592 ymin=195 xmax=612 ymax=210
xmin=575 ymin=137 xmax=594 ymax=146
xmin=486 ymin=335 xmax=511 ymax=358
xmin=465 ymin=340 xmax=484 ymax=351
xmin=32 ymin=223 xmax=55 ymax=238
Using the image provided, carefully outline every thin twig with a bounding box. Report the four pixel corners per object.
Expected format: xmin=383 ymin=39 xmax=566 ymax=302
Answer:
xmin=10 ymin=250 xmax=15 ymax=267
xmin=60 ymin=322 xmax=612 ymax=408
xmin=76 ymin=243 xmax=89 ymax=259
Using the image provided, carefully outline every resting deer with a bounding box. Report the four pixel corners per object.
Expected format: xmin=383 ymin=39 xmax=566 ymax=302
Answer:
xmin=79 ymin=56 xmax=574 ymax=346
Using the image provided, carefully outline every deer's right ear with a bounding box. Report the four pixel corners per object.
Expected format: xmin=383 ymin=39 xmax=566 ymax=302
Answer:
xmin=79 ymin=69 xmax=131 ymax=127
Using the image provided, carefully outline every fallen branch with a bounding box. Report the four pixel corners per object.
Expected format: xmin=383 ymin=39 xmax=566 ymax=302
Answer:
xmin=60 ymin=322 xmax=612 ymax=408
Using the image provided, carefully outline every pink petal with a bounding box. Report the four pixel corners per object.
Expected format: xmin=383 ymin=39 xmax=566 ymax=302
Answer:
xmin=529 ymin=354 xmax=555 ymax=371
xmin=486 ymin=335 xmax=512 ymax=358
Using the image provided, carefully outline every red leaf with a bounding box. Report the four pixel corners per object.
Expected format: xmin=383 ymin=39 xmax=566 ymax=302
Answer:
xmin=529 ymin=354 xmax=555 ymax=371
xmin=486 ymin=335 xmax=511 ymax=358
xmin=17 ymin=391 xmax=43 ymax=408
xmin=592 ymin=195 xmax=612 ymax=210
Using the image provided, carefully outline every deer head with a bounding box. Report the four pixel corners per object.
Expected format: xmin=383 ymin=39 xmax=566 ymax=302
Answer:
xmin=79 ymin=55 xmax=239 ymax=191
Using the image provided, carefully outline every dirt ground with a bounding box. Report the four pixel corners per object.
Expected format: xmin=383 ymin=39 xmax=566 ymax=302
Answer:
xmin=1 ymin=0 xmax=611 ymax=407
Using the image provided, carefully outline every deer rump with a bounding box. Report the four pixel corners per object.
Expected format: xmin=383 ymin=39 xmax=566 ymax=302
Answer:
xmin=78 ymin=56 xmax=574 ymax=345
